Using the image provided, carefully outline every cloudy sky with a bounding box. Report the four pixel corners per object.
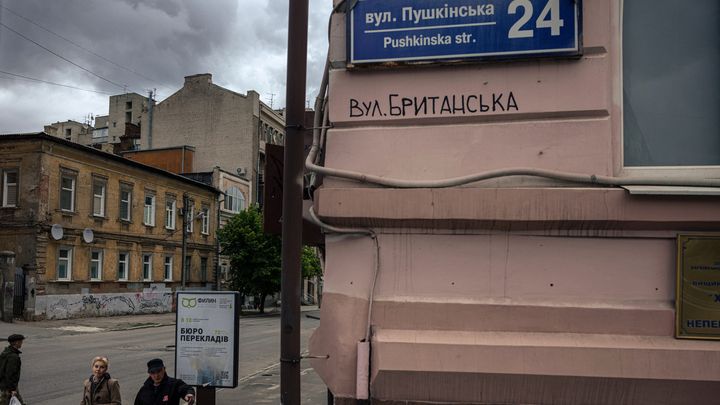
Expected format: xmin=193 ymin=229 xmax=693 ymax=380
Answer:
xmin=0 ymin=0 xmax=331 ymax=133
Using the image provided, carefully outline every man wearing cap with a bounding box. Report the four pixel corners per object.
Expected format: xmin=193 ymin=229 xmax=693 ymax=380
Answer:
xmin=134 ymin=358 xmax=194 ymax=405
xmin=0 ymin=334 xmax=25 ymax=405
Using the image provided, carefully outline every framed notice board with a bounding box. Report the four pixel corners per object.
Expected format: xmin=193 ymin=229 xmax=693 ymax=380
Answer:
xmin=676 ymin=235 xmax=720 ymax=340
xmin=175 ymin=291 xmax=240 ymax=387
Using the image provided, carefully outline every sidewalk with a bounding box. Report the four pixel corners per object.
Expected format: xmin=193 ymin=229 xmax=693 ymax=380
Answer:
xmin=1 ymin=305 xmax=319 ymax=338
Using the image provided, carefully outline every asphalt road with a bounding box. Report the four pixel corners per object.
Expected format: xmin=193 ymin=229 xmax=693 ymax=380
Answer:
xmin=0 ymin=311 xmax=327 ymax=404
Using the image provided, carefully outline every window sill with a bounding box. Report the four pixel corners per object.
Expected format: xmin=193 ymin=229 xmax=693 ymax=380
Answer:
xmin=621 ymin=186 xmax=720 ymax=196
xmin=50 ymin=279 xmax=73 ymax=283
xmin=0 ymin=206 xmax=18 ymax=209
xmin=118 ymin=218 xmax=132 ymax=224
xmin=144 ymin=223 xmax=156 ymax=228
xmin=57 ymin=209 xmax=77 ymax=216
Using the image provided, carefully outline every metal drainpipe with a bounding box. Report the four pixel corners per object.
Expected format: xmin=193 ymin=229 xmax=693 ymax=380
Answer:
xmin=181 ymin=193 xmax=188 ymax=290
xmin=215 ymin=192 xmax=223 ymax=291
xmin=147 ymin=91 xmax=154 ymax=149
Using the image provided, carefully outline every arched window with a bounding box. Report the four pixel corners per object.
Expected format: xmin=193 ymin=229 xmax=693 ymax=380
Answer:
xmin=224 ymin=187 xmax=245 ymax=213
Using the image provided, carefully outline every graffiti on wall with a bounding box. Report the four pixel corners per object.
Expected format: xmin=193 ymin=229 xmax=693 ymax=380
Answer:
xmin=38 ymin=291 xmax=173 ymax=320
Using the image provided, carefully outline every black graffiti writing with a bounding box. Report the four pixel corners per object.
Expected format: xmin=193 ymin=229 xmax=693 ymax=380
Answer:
xmin=349 ymin=92 xmax=519 ymax=118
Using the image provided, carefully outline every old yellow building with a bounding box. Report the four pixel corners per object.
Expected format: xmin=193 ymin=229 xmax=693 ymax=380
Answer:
xmin=0 ymin=133 xmax=218 ymax=319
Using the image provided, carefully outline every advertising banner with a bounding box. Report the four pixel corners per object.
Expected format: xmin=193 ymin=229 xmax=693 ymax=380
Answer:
xmin=175 ymin=291 xmax=240 ymax=387
xmin=676 ymin=235 xmax=720 ymax=340
xmin=349 ymin=0 xmax=582 ymax=64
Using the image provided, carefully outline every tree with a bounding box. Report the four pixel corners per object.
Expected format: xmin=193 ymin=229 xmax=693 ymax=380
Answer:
xmin=218 ymin=206 xmax=323 ymax=313
xmin=302 ymin=246 xmax=322 ymax=280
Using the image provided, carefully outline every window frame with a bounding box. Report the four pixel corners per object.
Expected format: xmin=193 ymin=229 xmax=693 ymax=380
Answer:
xmin=119 ymin=183 xmax=132 ymax=222
xmin=92 ymin=177 xmax=107 ymax=217
xmin=143 ymin=193 xmax=156 ymax=226
xmin=201 ymin=206 xmax=210 ymax=235
xmin=57 ymin=247 xmax=73 ymax=281
xmin=2 ymin=168 xmax=19 ymax=208
xmin=90 ymin=249 xmax=103 ymax=281
xmin=165 ymin=197 xmax=176 ymax=230
xmin=224 ymin=187 xmax=245 ymax=213
xmin=117 ymin=252 xmax=129 ymax=281
xmin=619 ymin=0 xmax=720 ymax=177
xmin=164 ymin=255 xmax=173 ymax=281
xmin=142 ymin=253 xmax=153 ymax=281
xmin=59 ymin=170 xmax=77 ymax=212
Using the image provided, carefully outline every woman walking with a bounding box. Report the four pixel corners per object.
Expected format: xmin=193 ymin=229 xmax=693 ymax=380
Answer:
xmin=81 ymin=356 xmax=121 ymax=405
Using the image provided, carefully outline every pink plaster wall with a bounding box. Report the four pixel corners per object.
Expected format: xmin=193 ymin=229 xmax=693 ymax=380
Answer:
xmin=325 ymin=0 xmax=617 ymax=184
xmin=310 ymin=0 xmax=720 ymax=403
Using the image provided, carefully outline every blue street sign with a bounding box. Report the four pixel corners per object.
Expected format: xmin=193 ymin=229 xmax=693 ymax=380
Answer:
xmin=348 ymin=0 xmax=582 ymax=64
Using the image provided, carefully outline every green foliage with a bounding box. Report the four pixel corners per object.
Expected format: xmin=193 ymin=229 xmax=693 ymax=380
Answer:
xmin=218 ymin=205 xmax=323 ymax=312
xmin=302 ymin=246 xmax=322 ymax=279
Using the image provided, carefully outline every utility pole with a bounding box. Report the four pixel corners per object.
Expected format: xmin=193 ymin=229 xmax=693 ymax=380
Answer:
xmin=147 ymin=89 xmax=155 ymax=149
xmin=280 ymin=0 xmax=308 ymax=403
xmin=181 ymin=193 xmax=188 ymax=289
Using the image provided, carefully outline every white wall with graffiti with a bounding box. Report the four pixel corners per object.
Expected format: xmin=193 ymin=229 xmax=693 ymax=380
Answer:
xmin=35 ymin=288 xmax=173 ymax=319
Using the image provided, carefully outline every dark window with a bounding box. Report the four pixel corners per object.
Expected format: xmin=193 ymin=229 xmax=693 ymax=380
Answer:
xmin=623 ymin=0 xmax=720 ymax=166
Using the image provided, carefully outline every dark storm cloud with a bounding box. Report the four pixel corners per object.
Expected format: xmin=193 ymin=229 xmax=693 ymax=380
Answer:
xmin=0 ymin=0 xmax=330 ymax=132
xmin=119 ymin=0 xmax=182 ymax=16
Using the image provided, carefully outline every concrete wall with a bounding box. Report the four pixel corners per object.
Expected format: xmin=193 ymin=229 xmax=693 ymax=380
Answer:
xmin=36 ymin=289 xmax=172 ymax=320
xmin=108 ymin=93 xmax=148 ymax=144
xmin=44 ymin=121 xmax=92 ymax=145
xmin=147 ymin=73 xmax=284 ymax=203
xmin=147 ymin=74 xmax=259 ymax=175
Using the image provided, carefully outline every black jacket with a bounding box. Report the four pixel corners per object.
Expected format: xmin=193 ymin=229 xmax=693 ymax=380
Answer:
xmin=134 ymin=374 xmax=194 ymax=405
xmin=0 ymin=345 xmax=21 ymax=391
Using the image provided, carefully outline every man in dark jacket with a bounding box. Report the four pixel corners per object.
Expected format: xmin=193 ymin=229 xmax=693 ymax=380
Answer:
xmin=0 ymin=334 xmax=25 ymax=405
xmin=134 ymin=358 xmax=194 ymax=405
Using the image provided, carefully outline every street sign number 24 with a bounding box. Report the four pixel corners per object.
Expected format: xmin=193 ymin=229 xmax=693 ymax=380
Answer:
xmin=509 ymin=0 xmax=565 ymax=38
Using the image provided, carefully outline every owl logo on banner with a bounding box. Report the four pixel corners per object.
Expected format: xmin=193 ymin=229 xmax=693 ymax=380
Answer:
xmin=181 ymin=297 xmax=197 ymax=308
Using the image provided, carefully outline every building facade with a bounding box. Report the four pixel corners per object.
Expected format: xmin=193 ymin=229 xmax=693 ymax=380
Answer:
xmin=181 ymin=167 xmax=250 ymax=289
xmin=309 ymin=0 xmax=720 ymax=404
xmin=0 ymin=133 xmax=218 ymax=319
xmin=108 ymin=92 xmax=150 ymax=146
xmin=44 ymin=120 xmax=93 ymax=145
xmin=141 ymin=73 xmax=284 ymax=205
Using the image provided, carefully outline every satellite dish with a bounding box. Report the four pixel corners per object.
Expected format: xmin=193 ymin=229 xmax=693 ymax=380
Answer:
xmin=82 ymin=228 xmax=94 ymax=243
xmin=50 ymin=224 xmax=64 ymax=240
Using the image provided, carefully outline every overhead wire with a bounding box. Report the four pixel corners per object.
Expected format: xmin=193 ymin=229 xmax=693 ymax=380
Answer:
xmin=0 ymin=21 xmax=131 ymax=91
xmin=0 ymin=4 xmax=173 ymax=92
xmin=0 ymin=70 xmax=115 ymax=95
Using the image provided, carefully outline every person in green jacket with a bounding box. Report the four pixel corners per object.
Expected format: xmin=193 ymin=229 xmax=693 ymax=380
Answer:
xmin=0 ymin=334 xmax=25 ymax=405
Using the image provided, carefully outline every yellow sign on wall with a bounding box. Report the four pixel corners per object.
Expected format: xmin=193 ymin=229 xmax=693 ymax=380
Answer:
xmin=676 ymin=235 xmax=720 ymax=340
